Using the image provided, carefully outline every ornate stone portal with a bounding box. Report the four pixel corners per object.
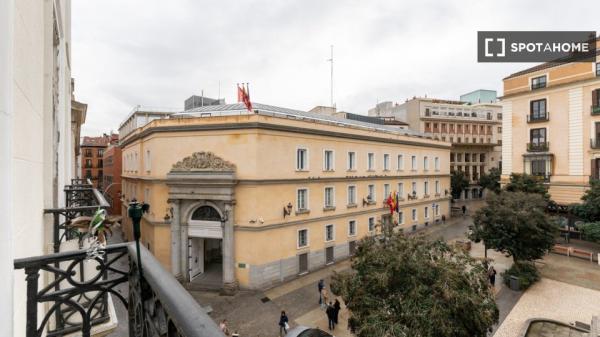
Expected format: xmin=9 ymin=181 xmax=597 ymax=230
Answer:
xmin=166 ymin=152 xmax=238 ymax=294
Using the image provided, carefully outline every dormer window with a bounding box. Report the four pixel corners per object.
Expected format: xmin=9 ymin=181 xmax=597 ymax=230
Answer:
xmin=531 ymin=75 xmax=547 ymax=90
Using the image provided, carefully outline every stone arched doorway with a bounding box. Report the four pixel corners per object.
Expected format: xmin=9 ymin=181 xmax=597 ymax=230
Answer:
xmin=187 ymin=205 xmax=223 ymax=286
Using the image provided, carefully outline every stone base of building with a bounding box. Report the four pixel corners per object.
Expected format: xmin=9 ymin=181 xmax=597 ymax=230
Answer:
xmin=548 ymin=182 xmax=589 ymax=205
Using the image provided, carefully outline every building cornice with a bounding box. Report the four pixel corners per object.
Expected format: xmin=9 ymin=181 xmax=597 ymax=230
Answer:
xmin=500 ymin=76 xmax=600 ymax=100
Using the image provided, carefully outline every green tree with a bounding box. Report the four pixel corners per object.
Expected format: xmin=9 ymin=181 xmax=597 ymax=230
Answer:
xmin=578 ymin=222 xmax=600 ymax=243
xmin=331 ymin=232 xmax=498 ymax=337
xmin=470 ymin=191 xmax=557 ymax=263
xmin=504 ymin=173 xmax=549 ymax=200
xmin=478 ymin=167 xmax=501 ymax=194
xmin=451 ymin=170 xmax=469 ymax=200
xmin=571 ymin=180 xmax=600 ymax=222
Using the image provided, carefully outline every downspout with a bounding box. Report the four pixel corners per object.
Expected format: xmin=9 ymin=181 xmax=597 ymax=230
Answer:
xmin=0 ymin=0 xmax=15 ymax=335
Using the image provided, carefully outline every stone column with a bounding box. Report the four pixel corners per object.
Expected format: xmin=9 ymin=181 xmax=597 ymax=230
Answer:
xmin=180 ymin=202 xmax=190 ymax=283
xmin=222 ymin=202 xmax=238 ymax=294
xmin=170 ymin=199 xmax=181 ymax=278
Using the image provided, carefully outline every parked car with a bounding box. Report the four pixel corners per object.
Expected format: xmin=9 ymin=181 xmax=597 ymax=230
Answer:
xmin=285 ymin=326 xmax=333 ymax=337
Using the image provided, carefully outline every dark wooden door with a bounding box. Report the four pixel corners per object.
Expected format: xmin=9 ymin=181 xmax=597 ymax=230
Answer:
xmin=299 ymin=253 xmax=308 ymax=274
xmin=326 ymin=247 xmax=334 ymax=264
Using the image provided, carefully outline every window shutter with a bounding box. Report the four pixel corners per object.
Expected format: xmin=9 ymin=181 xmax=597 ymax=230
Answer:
xmin=593 ymin=90 xmax=598 ymax=107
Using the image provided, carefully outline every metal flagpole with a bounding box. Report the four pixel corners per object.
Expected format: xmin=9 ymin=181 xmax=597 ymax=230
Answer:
xmin=327 ymin=45 xmax=334 ymax=108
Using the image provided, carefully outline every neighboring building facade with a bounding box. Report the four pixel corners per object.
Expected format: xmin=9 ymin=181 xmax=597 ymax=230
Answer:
xmin=81 ymin=134 xmax=115 ymax=189
xmin=118 ymin=102 xmax=451 ymax=292
xmin=501 ymin=51 xmax=600 ymax=204
xmin=370 ymin=96 xmax=502 ymax=201
xmin=103 ymin=136 xmax=122 ymax=216
xmin=460 ymin=89 xmax=498 ymax=104
xmin=1 ymin=1 xmax=83 ymax=335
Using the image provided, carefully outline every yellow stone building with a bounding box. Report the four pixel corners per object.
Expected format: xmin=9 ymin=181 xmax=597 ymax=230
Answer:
xmin=118 ymin=103 xmax=451 ymax=292
xmin=501 ymin=53 xmax=600 ymax=204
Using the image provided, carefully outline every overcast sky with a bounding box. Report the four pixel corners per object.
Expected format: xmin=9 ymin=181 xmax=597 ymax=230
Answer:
xmin=72 ymin=0 xmax=598 ymax=136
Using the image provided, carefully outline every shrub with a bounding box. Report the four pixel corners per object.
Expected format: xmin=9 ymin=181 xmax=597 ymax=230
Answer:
xmin=501 ymin=262 xmax=540 ymax=290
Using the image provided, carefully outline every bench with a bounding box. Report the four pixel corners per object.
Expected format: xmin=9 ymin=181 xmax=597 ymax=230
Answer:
xmin=551 ymin=245 xmax=570 ymax=257
xmin=570 ymin=248 xmax=594 ymax=262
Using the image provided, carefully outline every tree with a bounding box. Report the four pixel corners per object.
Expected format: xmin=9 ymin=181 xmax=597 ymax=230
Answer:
xmin=478 ymin=167 xmax=501 ymax=194
xmin=331 ymin=232 xmax=498 ymax=337
xmin=571 ymin=180 xmax=600 ymax=222
xmin=504 ymin=173 xmax=549 ymax=200
xmin=470 ymin=191 xmax=557 ymax=263
xmin=578 ymin=222 xmax=600 ymax=243
xmin=451 ymin=171 xmax=469 ymax=200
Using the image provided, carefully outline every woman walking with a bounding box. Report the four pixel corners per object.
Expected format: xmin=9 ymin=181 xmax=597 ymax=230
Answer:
xmin=279 ymin=310 xmax=289 ymax=336
xmin=333 ymin=299 xmax=341 ymax=325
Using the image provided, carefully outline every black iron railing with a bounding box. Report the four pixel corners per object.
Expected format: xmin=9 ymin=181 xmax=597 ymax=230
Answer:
xmin=527 ymin=112 xmax=549 ymax=123
xmin=14 ymin=243 xmax=223 ymax=337
xmin=527 ymin=142 xmax=550 ymax=152
xmin=591 ymin=105 xmax=600 ymax=116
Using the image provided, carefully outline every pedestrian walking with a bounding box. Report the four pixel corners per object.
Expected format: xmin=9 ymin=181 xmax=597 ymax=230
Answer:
xmin=326 ymin=302 xmax=336 ymax=331
xmin=462 ymin=205 xmax=467 ymax=216
xmin=488 ymin=266 xmax=497 ymax=287
xmin=219 ymin=319 xmax=230 ymax=336
xmin=333 ymin=299 xmax=341 ymax=325
xmin=279 ymin=310 xmax=289 ymax=336
xmin=320 ymin=288 xmax=329 ymax=310
xmin=318 ymin=279 xmax=324 ymax=304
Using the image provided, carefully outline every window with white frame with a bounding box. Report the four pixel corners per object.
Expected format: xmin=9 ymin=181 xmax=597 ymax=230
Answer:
xmin=145 ymin=150 xmax=151 ymax=172
xmin=297 ymin=148 xmax=308 ymax=170
xmin=411 ymin=155 xmax=417 ymax=170
xmin=384 ymin=184 xmax=390 ymax=199
xmin=347 ymin=185 xmax=356 ymax=205
xmin=368 ymin=184 xmax=375 ymax=201
xmin=368 ymin=153 xmax=375 ymax=170
xmin=298 ymin=229 xmax=309 ymax=248
xmin=368 ymin=217 xmax=375 ymax=231
xmin=398 ymin=182 xmax=404 ymax=196
xmin=399 ymin=211 xmax=404 ymax=224
xmin=297 ymin=189 xmax=308 ymax=211
xmin=435 ymin=180 xmax=440 ymax=194
xmin=424 ymin=206 xmax=429 ymax=219
xmin=325 ymin=224 xmax=335 ymax=241
xmin=324 ymin=150 xmax=334 ymax=171
xmin=424 ymin=181 xmax=429 ymax=195
xmin=423 ymin=156 xmax=429 ymax=170
xmin=411 ymin=181 xmax=417 ymax=194
xmin=324 ymin=187 xmax=335 ymax=208
xmin=435 ymin=204 xmax=440 ymax=216
xmin=134 ymin=152 xmax=139 ymax=171
xmin=434 ymin=157 xmax=440 ymax=171
xmin=397 ymin=154 xmax=404 ymax=170
xmin=347 ymin=151 xmax=356 ymax=170
xmin=348 ymin=220 xmax=356 ymax=236
xmin=412 ymin=208 xmax=417 ymax=221
xmin=383 ymin=154 xmax=390 ymax=171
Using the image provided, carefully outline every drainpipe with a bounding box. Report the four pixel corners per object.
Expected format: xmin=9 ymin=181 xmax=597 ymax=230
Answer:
xmin=0 ymin=0 xmax=15 ymax=335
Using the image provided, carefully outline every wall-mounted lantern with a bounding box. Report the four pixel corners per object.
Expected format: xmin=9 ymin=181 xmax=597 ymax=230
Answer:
xmin=283 ymin=202 xmax=293 ymax=218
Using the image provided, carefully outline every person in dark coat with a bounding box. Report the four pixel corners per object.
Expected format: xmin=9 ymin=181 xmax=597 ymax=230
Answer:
xmin=488 ymin=266 xmax=497 ymax=287
xmin=333 ymin=299 xmax=341 ymax=324
xmin=462 ymin=205 xmax=467 ymax=216
xmin=326 ymin=302 xmax=336 ymax=330
xmin=318 ymin=279 xmax=324 ymax=304
xmin=279 ymin=310 xmax=289 ymax=336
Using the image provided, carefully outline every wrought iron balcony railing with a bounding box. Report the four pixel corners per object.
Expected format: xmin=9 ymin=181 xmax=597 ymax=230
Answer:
xmin=532 ymin=173 xmax=552 ymax=183
xmin=527 ymin=112 xmax=549 ymax=123
xmin=591 ymin=105 xmax=600 ymax=116
xmin=527 ymin=142 xmax=550 ymax=152
xmin=14 ymin=243 xmax=223 ymax=337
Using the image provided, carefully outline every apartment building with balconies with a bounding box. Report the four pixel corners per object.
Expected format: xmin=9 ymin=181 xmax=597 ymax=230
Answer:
xmin=501 ymin=48 xmax=600 ymax=204
xmin=369 ymin=94 xmax=502 ymax=201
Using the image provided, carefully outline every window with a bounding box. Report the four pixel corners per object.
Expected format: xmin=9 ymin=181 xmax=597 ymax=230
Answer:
xmin=531 ymin=75 xmax=547 ymax=89
xmin=347 ymin=151 xmax=356 ymax=170
xmin=297 ymin=189 xmax=308 ymax=211
xmin=423 ymin=156 xmax=429 ymax=170
xmin=435 ymin=204 xmax=440 ymax=216
xmin=298 ymin=229 xmax=309 ymax=248
xmin=597 ymin=62 xmax=600 ymax=77
xmin=367 ymin=153 xmax=375 ymax=170
xmin=411 ymin=155 xmax=417 ymax=170
xmin=411 ymin=181 xmax=417 ymax=194
xmin=465 ymin=153 xmax=471 ymax=162
xmin=398 ymin=182 xmax=404 ymax=196
xmin=424 ymin=181 xmax=429 ymax=195
xmin=412 ymin=209 xmax=417 ymax=221
xmin=367 ymin=184 xmax=375 ymax=201
xmin=85 ymin=159 xmax=92 ymax=168
xmin=424 ymin=206 xmax=429 ymax=219
xmin=497 ymin=113 xmax=503 ymax=120
xmin=368 ymin=217 xmax=375 ymax=232
xmin=145 ymin=150 xmax=151 ymax=172
xmin=383 ymin=184 xmax=390 ymax=199
xmin=398 ymin=211 xmax=404 ymax=224
xmin=324 ymin=150 xmax=334 ymax=171
xmin=593 ymin=89 xmax=600 ymax=108
xmin=450 ymin=153 xmax=455 ymax=162
xmin=98 ymin=148 xmax=104 ymax=157
xmin=296 ymin=148 xmax=308 ymax=170
xmin=324 ymin=187 xmax=335 ymax=208
xmin=325 ymin=224 xmax=335 ymax=241
xmin=383 ymin=154 xmax=390 ymax=171
xmin=85 ymin=149 xmax=92 ymax=157
xmin=434 ymin=157 xmax=440 ymax=171
xmin=480 ymin=153 xmax=486 ymax=162
xmin=498 ymin=126 xmax=502 ymax=133
xmin=85 ymin=170 xmax=92 ymax=179
xmin=347 ymin=185 xmax=356 ymax=205
xmin=530 ymin=99 xmax=547 ymax=119
xmin=531 ymin=160 xmax=547 ymax=176
xmin=530 ymin=128 xmax=547 ymax=145
xmin=397 ymin=154 xmax=404 ymax=170
xmin=348 ymin=220 xmax=356 ymax=236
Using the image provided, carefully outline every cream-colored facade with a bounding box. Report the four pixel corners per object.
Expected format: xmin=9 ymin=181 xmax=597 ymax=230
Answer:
xmin=118 ymin=103 xmax=451 ymax=291
xmin=501 ymin=52 xmax=600 ymax=204
xmin=1 ymin=0 xmax=82 ymax=335
xmin=370 ymin=97 xmax=502 ymax=200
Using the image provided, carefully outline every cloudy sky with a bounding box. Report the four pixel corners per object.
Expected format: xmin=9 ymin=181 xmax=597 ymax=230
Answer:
xmin=72 ymin=0 xmax=598 ymax=136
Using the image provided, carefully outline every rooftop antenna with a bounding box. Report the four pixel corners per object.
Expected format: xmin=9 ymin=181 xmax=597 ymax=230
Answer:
xmin=327 ymin=45 xmax=334 ymax=108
